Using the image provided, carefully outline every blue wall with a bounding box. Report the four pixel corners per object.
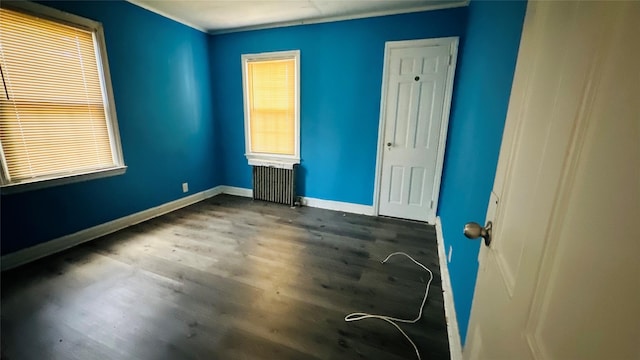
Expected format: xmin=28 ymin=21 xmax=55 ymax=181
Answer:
xmin=0 ymin=1 xmax=219 ymax=255
xmin=437 ymin=0 xmax=527 ymax=344
xmin=209 ymin=9 xmax=468 ymax=205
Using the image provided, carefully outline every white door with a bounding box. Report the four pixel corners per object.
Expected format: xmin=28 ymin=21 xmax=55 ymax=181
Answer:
xmin=376 ymin=38 xmax=458 ymax=223
xmin=465 ymin=1 xmax=640 ymax=359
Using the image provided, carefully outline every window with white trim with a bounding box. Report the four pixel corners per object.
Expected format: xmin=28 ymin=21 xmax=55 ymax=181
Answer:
xmin=0 ymin=2 xmax=125 ymax=193
xmin=241 ymin=50 xmax=300 ymax=169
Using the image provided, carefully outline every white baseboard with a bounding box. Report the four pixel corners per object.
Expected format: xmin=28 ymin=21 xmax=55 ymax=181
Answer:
xmin=1 ymin=186 xmax=223 ymax=271
xmin=300 ymin=196 xmax=375 ymax=215
xmin=435 ymin=216 xmax=463 ymax=360
xmin=218 ymin=186 xmax=375 ymax=216
xmin=218 ymin=185 xmax=253 ymax=198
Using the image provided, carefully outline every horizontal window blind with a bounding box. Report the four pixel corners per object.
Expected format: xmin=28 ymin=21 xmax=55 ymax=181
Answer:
xmin=0 ymin=8 xmax=114 ymax=183
xmin=247 ymin=58 xmax=295 ymax=155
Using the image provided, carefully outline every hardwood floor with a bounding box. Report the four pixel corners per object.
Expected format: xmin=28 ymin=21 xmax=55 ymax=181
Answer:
xmin=1 ymin=195 xmax=450 ymax=360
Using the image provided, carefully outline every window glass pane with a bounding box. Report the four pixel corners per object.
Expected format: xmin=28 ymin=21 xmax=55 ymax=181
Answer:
xmin=247 ymin=58 xmax=295 ymax=155
xmin=0 ymin=7 xmax=115 ymax=183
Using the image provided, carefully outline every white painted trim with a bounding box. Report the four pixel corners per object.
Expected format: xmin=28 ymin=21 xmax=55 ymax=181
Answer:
xmin=218 ymin=185 xmax=253 ymax=198
xmin=435 ymin=217 xmax=463 ymax=360
xmin=373 ymin=37 xmax=459 ymax=223
xmin=246 ymin=156 xmax=299 ymax=169
xmin=210 ymin=1 xmax=469 ymax=35
xmin=0 ymin=186 xmax=223 ymax=271
xmin=1 ymin=166 xmax=127 ymax=195
xmin=218 ymin=185 xmax=375 ymax=215
xmin=3 ymin=1 xmax=104 ymax=30
xmin=125 ymin=0 xmax=207 ymax=33
xmin=299 ymin=196 xmax=375 ymax=216
xmin=371 ymin=40 xmax=390 ymax=217
xmin=431 ymin=39 xmax=459 ymax=222
xmin=241 ymin=50 xmax=301 ymax=168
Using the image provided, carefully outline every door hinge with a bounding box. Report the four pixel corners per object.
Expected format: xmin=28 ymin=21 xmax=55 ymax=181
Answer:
xmin=430 ymin=200 xmax=434 ymax=209
xmin=448 ymin=55 xmax=452 ymax=66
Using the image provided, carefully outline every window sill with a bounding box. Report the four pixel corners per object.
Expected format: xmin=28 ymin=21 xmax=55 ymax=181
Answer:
xmin=1 ymin=166 xmax=127 ymax=195
xmin=246 ymin=154 xmax=299 ymax=169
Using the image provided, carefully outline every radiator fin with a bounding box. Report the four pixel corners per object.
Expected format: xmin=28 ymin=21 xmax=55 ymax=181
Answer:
xmin=252 ymin=165 xmax=296 ymax=206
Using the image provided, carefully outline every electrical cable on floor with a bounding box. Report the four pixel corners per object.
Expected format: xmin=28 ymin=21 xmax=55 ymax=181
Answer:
xmin=344 ymin=251 xmax=434 ymax=360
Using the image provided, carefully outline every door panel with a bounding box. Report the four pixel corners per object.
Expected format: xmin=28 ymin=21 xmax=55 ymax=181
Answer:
xmin=378 ymin=39 xmax=456 ymax=222
xmin=466 ymin=1 xmax=640 ymax=359
xmin=408 ymin=167 xmax=426 ymax=205
xmin=388 ymin=166 xmax=404 ymax=204
xmin=417 ymin=80 xmax=436 ymax=149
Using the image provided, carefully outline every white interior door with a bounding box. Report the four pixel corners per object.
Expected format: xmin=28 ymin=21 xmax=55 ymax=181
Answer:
xmin=377 ymin=38 xmax=457 ymax=223
xmin=465 ymin=1 xmax=640 ymax=359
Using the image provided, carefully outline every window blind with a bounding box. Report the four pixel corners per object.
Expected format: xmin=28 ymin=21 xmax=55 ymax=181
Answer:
xmin=0 ymin=8 xmax=114 ymax=183
xmin=247 ymin=58 xmax=295 ymax=155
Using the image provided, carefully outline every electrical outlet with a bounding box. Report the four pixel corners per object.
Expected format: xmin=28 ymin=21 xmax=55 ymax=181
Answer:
xmin=182 ymin=182 xmax=188 ymax=193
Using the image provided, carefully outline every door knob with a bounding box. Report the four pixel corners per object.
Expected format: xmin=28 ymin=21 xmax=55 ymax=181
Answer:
xmin=386 ymin=142 xmax=392 ymax=147
xmin=464 ymin=221 xmax=492 ymax=246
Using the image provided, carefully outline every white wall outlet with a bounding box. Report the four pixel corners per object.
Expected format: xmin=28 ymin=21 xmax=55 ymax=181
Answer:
xmin=182 ymin=182 xmax=188 ymax=193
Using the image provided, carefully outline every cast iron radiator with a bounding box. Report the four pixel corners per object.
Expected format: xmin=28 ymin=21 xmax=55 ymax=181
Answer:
xmin=252 ymin=165 xmax=297 ymax=206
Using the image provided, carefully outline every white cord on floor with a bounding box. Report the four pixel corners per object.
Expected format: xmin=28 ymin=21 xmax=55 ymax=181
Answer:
xmin=344 ymin=251 xmax=434 ymax=360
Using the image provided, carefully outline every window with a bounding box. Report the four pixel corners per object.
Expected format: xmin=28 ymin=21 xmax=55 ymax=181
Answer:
xmin=0 ymin=2 xmax=125 ymax=193
xmin=242 ymin=50 xmax=300 ymax=168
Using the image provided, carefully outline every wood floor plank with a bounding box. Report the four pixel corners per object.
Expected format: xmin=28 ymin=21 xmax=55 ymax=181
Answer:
xmin=1 ymin=195 xmax=450 ymax=359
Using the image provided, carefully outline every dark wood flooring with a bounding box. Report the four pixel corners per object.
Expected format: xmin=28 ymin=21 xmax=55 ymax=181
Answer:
xmin=1 ymin=195 xmax=449 ymax=360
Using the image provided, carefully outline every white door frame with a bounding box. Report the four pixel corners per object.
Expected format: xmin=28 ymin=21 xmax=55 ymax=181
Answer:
xmin=372 ymin=37 xmax=459 ymax=223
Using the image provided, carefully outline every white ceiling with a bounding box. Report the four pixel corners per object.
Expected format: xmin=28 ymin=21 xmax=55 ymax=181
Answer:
xmin=127 ymin=0 xmax=468 ymax=33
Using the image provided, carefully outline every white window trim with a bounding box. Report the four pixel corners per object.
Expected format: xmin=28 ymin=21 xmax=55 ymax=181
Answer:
xmin=0 ymin=1 xmax=126 ymax=194
xmin=241 ymin=50 xmax=300 ymax=169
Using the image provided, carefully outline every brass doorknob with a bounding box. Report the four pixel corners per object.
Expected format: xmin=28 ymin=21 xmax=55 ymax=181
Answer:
xmin=464 ymin=221 xmax=492 ymax=246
